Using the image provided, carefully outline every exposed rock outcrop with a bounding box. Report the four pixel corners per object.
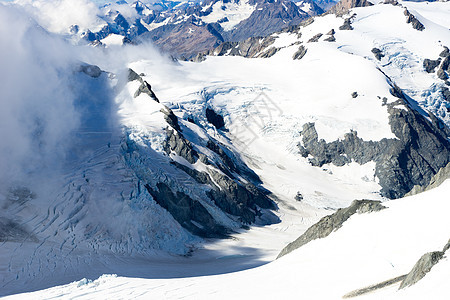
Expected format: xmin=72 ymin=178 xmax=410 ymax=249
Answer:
xmin=399 ymin=251 xmax=445 ymax=289
xmin=127 ymin=68 xmax=160 ymax=102
xmin=371 ymin=47 xmax=384 ymax=61
xmin=293 ymin=45 xmax=308 ymax=60
xmin=171 ymin=161 xmax=275 ymax=225
xmin=163 ymin=129 xmax=199 ymax=164
xmin=343 ymin=239 xmax=450 ymax=297
xmin=343 ymin=275 xmax=407 ymax=298
xmin=277 ymin=200 xmax=386 ymax=258
xmin=308 ymin=33 xmax=323 ymax=43
xmin=406 ymin=162 xmax=450 ymax=196
xmin=206 ymin=107 xmax=225 ymax=129
xmin=297 ymin=95 xmax=450 ymax=199
xmin=161 ymin=106 xmax=182 ymax=132
xmin=330 ymin=0 xmax=373 ymax=16
xmin=404 ymin=8 xmax=425 ymax=31
xmin=423 ymin=58 xmax=441 ymax=73
xmin=145 ymin=182 xmax=228 ymax=238
xmin=339 ymin=17 xmax=354 ymax=30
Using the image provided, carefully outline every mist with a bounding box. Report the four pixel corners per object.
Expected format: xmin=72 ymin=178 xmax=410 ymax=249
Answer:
xmin=0 ymin=4 xmax=82 ymax=185
xmin=0 ymin=1 xmax=176 ymax=191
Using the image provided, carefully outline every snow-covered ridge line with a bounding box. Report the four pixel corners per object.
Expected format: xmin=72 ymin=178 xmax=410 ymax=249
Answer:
xmin=194 ymin=0 xmax=450 ymax=198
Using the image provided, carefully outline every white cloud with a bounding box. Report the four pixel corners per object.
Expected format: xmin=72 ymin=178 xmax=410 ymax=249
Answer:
xmin=0 ymin=4 xmax=80 ymax=182
xmin=14 ymin=0 xmax=104 ymax=34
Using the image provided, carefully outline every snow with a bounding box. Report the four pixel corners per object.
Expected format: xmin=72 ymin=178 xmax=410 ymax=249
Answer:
xmin=7 ymin=179 xmax=450 ymax=299
xmin=101 ymin=33 xmax=124 ymax=46
xmin=200 ymin=0 xmax=256 ymax=31
xmin=2 ymin=1 xmax=450 ymax=298
xmin=296 ymin=1 xmax=311 ymax=13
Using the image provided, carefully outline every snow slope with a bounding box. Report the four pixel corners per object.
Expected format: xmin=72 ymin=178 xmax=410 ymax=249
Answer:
xmin=1 ymin=1 xmax=450 ymax=298
xmin=6 ymin=180 xmax=449 ymax=299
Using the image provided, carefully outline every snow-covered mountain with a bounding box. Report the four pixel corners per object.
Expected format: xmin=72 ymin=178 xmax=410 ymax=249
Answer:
xmin=0 ymin=0 xmax=449 ymax=298
xmin=42 ymin=0 xmax=329 ymax=57
xmin=5 ymin=179 xmax=449 ymax=299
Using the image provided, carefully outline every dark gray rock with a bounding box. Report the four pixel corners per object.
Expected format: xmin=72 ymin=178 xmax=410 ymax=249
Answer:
xmin=295 ymin=192 xmax=304 ymax=201
xmin=206 ymin=108 xmax=225 ymax=129
xmin=324 ymin=35 xmax=336 ymax=42
xmin=406 ymin=162 xmax=450 ymax=196
xmin=297 ymin=95 xmax=450 ymax=199
xmin=443 ymin=239 xmax=450 ymax=252
xmin=278 ymin=200 xmax=386 ymax=258
xmin=404 ymin=9 xmax=425 ymax=31
xmin=171 ymin=160 xmax=275 ymax=225
xmin=206 ymin=138 xmax=262 ymax=184
xmin=437 ymin=68 xmax=448 ymax=80
xmin=128 ymin=68 xmax=142 ymax=82
xmin=343 ymin=275 xmax=406 ymax=298
xmin=339 ymin=18 xmax=353 ymax=30
xmin=207 ymin=170 xmax=275 ymax=224
xmin=372 ymin=48 xmax=384 ymax=61
xmin=383 ymin=0 xmax=399 ymax=5
xmin=293 ymin=45 xmax=307 ymax=60
xmin=399 ymin=251 xmax=444 ymax=289
xmin=423 ymin=59 xmax=441 ymax=73
xmin=443 ymin=87 xmax=450 ymax=102
xmin=208 ymin=36 xmax=276 ymax=58
xmin=145 ymin=182 xmax=228 ymax=238
xmin=257 ymin=47 xmax=279 ymax=58
xmin=134 ymin=81 xmax=160 ymax=102
xmin=161 ymin=106 xmax=182 ymax=132
xmin=164 ymin=129 xmax=199 ymax=164
xmin=329 ymin=0 xmax=373 ymax=16
xmin=440 ymin=46 xmax=450 ymax=58
xmin=227 ymin=0 xmax=314 ymax=42
xmin=128 ymin=68 xmax=160 ymax=102
xmin=308 ymin=33 xmax=323 ymax=43
xmin=78 ymin=64 xmax=102 ymax=78
xmin=442 ymin=57 xmax=450 ymax=72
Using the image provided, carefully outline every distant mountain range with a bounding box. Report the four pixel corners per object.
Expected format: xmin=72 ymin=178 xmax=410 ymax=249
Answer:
xmin=75 ymin=0 xmax=333 ymax=57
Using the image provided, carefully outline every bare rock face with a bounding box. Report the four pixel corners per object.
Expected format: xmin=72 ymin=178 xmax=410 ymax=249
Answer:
xmin=423 ymin=59 xmax=441 ymax=73
xmin=404 ymin=9 xmax=425 ymax=31
xmin=399 ymin=251 xmax=444 ymax=289
xmin=123 ymin=75 xmax=278 ymax=238
xmin=145 ymin=182 xmax=228 ymax=238
xmin=440 ymin=46 xmax=450 ymax=58
xmin=371 ymin=48 xmax=384 ymax=61
xmin=277 ymin=200 xmax=386 ymax=258
xmin=128 ymin=68 xmax=160 ymax=102
xmin=257 ymin=47 xmax=280 ymax=58
xmin=324 ymin=35 xmax=336 ymax=42
xmin=205 ymin=108 xmax=225 ymax=129
xmin=164 ymin=129 xmax=199 ymax=164
xmin=297 ymin=91 xmax=450 ymax=199
xmin=308 ymin=33 xmax=323 ymax=42
xmin=329 ymin=0 xmax=373 ymax=16
xmin=207 ymin=36 xmax=276 ymax=58
xmin=339 ymin=17 xmax=354 ymax=30
xmin=293 ymin=45 xmax=308 ymax=60
xmin=406 ymin=162 xmax=450 ymax=196
xmin=161 ymin=106 xmax=182 ymax=132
